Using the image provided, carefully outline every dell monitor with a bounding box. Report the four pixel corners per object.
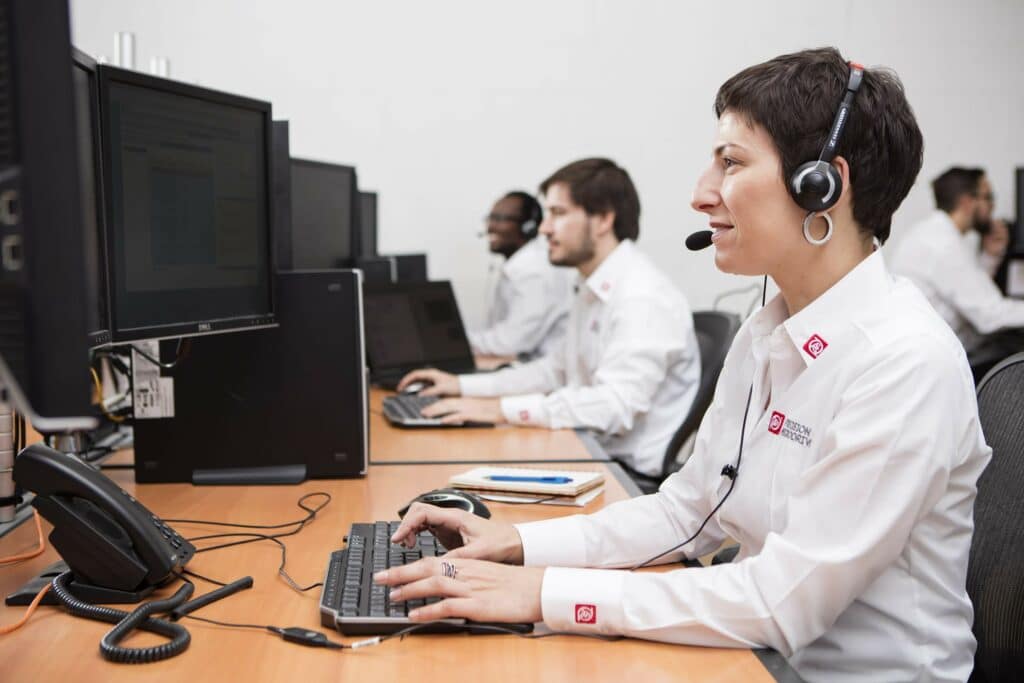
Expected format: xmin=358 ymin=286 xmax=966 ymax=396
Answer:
xmin=0 ymin=0 xmax=94 ymax=431
xmin=289 ymin=159 xmax=360 ymax=269
xmin=357 ymin=191 xmax=378 ymax=258
xmin=72 ymin=48 xmax=112 ymax=348
xmin=97 ymin=65 xmax=276 ymax=343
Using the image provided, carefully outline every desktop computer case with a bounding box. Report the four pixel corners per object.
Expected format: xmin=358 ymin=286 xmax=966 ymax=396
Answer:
xmin=133 ymin=270 xmax=368 ymax=483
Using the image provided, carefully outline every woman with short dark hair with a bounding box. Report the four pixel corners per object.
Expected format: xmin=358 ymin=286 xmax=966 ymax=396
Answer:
xmin=376 ymin=48 xmax=990 ymax=683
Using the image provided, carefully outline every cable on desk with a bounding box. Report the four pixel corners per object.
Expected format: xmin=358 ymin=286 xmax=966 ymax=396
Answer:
xmin=0 ymin=582 xmax=50 ymax=635
xmin=0 ymin=510 xmax=46 ymax=566
xmin=180 ymin=493 xmax=330 ymax=594
xmin=181 ymin=568 xmax=228 ymax=587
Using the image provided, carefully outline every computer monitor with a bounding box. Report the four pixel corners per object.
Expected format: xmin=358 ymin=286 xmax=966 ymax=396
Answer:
xmin=1015 ymin=168 xmax=1024 ymax=255
xmin=357 ymin=191 xmax=377 ymax=258
xmin=97 ymin=65 xmax=276 ymax=343
xmin=72 ymin=48 xmax=111 ymax=348
xmin=391 ymin=253 xmax=429 ymax=283
xmin=0 ymin=0 xmax=94 ymax=431
xmin=272 ymin=121 xmax=293 ymax=271
xmin=289 ymin=159 xmax=360 ymax=269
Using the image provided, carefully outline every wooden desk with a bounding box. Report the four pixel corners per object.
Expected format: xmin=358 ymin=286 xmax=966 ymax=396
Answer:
xmin=0 ymin=427 xmax=792 ymax=682
xmin=370 ymin=388 xmax=597 ymax=464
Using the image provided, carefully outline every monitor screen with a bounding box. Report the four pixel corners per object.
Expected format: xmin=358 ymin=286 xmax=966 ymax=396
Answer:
xmin=358 ymin=191 xmax=377 ymax=258
xmin=363 ymin=281 xmax=472 ymax=370
xmin=98 ymin=67 xmax=275 ymax=342
xmin=290 ymin=159 xmax=358 ymax=268
xmin=72 ymin=49 xmax=110 ymax=347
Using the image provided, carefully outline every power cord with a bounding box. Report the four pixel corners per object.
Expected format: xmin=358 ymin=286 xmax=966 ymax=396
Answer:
xmin=167 ymin=493 xmax=331 ymax=594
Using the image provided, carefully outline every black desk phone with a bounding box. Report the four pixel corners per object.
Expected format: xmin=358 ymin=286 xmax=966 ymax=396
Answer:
xmin=12 ymin=444 xmax=194 ymax=601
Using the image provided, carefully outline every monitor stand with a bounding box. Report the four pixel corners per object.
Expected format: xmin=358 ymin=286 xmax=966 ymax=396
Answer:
xmin=191 ymin=464 xmax=307 ymax=485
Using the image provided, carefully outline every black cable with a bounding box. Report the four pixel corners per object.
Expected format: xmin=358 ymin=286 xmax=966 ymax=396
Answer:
xmin=50 ymin=570 xmax=193 ymax=664
xmin=126 ymin=338 xmax=190 ymax=370
xmin=182 ymin=614 xmax=270 ymax=631
xmin=178 ymin=493 xmax=331 ymax=594
xmin=181 ymin=568 xmax=228 ymax=587
xmin=628 ymin=274 xmax=767 ymax=571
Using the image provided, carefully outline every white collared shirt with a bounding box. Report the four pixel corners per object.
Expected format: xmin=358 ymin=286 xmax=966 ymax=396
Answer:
xmin=459 ymin=240 xmax=701 ymax=476
xmin=515 ymin=251 xmax=990 ymax=683
xmin=888 ymin=210 xmax=1024 ymax=350
xmin=467 ymin=237 xmax=573 ymax=358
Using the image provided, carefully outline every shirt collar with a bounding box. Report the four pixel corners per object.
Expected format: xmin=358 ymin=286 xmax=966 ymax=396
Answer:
xmin=503 ymin=237 xmax=544 ymax=277
xmin=750 ymin=250 xmax=893 ymax=367
xmin=584 ymin=240 xmax=634 ymax=302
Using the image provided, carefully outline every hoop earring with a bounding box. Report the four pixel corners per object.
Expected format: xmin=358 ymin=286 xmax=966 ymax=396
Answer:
xmin=802 ymin=211 xmax=834 ymax=246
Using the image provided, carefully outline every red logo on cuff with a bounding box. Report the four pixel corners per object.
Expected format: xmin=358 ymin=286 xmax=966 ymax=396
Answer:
xmin=768 ymin=411 xmax=786 ymax=435
xmin=802 ymin=334 xmax=828 ymax=359
xmin=574 ymin=604 xmax=597 ymax=624
xmin=518 ymin=410 xmax=530 ymax=422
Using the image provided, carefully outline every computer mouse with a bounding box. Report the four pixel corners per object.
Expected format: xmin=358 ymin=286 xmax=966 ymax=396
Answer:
xmin=402 ymin=380 xmax=432 ymax=395
xmin=398 ymin=488 xmax=491 ymax=519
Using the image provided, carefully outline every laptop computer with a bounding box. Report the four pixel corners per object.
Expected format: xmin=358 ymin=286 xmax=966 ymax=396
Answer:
xmin=363 ymin=280 xmax=477 ymax=389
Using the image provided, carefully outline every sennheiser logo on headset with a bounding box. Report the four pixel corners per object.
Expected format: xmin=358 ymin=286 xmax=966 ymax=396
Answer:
xmin=829 ymin=108 xmax=848 ymax=148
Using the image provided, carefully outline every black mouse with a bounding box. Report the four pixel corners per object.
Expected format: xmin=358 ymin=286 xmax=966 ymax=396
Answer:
xmin=398 ymin=488 xmax=491 ymax=519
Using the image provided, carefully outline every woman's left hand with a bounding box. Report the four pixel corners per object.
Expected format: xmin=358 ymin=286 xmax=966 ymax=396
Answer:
xmin=374 ymin=556 xmax=544 ymax=624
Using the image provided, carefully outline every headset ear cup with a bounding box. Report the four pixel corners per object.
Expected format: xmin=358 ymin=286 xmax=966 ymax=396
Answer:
xmin=790 ymin=160 xmax=842 ymax=212
xmin=520 ymin=220 xmax=538 ymax=238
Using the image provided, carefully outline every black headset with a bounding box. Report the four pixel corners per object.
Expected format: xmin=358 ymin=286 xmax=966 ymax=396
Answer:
xmin=505 ymin=191 xmax=543 ymax=239
xmin=788 ymin=62 xmax=864 ymax=213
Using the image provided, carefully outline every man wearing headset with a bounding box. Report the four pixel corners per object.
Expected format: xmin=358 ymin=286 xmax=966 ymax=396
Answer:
xmin=400 ymin=159 xmax=701 ymax=478
xmin=467 ymin=191 xmax=573 ymax=359
xmin=379 ymin=50 xmax=990 ymax=683
xmin=889 ymin=167 xmax=1024 ymax=380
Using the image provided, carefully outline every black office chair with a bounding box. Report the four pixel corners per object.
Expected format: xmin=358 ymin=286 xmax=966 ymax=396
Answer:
xmin=627 ymin=311 xmax=741 ymax=494
xmin=967 ymin=352 xmax=1024 ymax=683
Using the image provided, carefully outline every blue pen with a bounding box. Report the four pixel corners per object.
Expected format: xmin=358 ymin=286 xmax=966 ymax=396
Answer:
xmin=486 ymin=475 xmax=573 ymax=484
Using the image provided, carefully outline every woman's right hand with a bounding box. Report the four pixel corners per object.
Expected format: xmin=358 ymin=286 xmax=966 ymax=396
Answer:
xmin=391 ymin=502 xmax=524 ymax=565
xmin=396 ymin=368 xmax=460 ymax=397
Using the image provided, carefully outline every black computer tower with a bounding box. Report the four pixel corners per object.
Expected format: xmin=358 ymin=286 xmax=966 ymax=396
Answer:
xmin=133 ymin=270 xmax=368 ymax=484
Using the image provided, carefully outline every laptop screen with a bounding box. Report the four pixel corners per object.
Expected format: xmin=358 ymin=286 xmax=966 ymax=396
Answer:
xmin=363 ymin=281 xmax=474 ymax=374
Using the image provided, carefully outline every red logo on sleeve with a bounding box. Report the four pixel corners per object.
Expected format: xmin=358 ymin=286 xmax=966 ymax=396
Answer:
xmin=518 ymin=410 xmax=530 ymax=422
xmin=802 ymin=334 xmax=828 ymax=359
xmin=574 ymin=604 xmax=597 ymax=624
xmin=768 ymin=411 xmax=786 ymax=435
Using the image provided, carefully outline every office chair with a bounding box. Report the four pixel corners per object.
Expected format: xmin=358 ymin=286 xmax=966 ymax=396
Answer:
xmin=967 ymin=352 xmax=1024 ymax=683
xmin=626 ymin=311 xmax=741 ymax=495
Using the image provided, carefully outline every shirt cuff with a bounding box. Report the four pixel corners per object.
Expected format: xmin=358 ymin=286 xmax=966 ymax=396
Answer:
xmin=500 ymin=394 xmax=549 ymax=426
xmin=515 ymin=515 xmax=588 ymax=567
xmin=539 ymin=567 xmax=627 ymax=635
xmin=458 ymin=372 xmax=501 ymax=397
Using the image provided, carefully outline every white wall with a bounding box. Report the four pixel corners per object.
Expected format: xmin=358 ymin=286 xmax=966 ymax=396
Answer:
xmin=70 ymin=0 xmax=1024 ymax=324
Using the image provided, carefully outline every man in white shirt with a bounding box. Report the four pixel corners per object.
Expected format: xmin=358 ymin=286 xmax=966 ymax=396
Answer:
xmin=467 ymin=191 xmax=572 ymax=359
xmin=398 ymin=158 xmax=701 ymax=477
xmin=889 ymin=167 xmax=1024 ymax=370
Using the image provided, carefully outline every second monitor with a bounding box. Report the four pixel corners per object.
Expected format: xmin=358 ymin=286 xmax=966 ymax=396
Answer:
xmin=290 ymin=158 xmax=360 ymax=269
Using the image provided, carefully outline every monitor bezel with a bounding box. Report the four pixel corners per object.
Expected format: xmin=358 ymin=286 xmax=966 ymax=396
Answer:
xmin=71 ymin=47 xmax=112 ymax=349
xmin=96 ymin=64 xmax=277 ymax=343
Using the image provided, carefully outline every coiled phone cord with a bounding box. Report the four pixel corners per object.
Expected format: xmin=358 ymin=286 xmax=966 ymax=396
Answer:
xmin=50 ymin=571 xmax=193 ymax=663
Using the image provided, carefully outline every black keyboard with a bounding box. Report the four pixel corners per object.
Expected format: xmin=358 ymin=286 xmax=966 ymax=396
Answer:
xmin=381 ymin=395 xmax=495 ymax=428
xmin=319 ymin=522 xmax=531 ymax=635
xmin=381 ymin=394 xmax=441 ymax=425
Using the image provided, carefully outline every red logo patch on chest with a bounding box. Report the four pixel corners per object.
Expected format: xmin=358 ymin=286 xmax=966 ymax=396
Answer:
xmin=768 ymin=411 xmax=786 ymax=435
xmin=802 ymin=334 xmax=828 ymax=359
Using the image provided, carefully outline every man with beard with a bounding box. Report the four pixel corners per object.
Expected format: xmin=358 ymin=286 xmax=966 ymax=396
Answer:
xmin=889 ymin=167 xmax=1024 ymax=379
xmin=467 ymin=191 xmax=572 ymax=359
xmin=398 ymin=158 xmax=701 ymax=478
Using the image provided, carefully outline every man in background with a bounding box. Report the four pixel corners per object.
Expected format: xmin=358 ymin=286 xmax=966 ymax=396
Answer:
xmin=889 ymin=166 xmax=1024 ymax=379
xmin=467 ymin=191 xmax=572 ymax=359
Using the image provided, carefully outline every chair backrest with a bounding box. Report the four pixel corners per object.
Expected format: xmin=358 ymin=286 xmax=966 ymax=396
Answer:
xmin=968 ymin=352 xmax=1024 ymax=682
xmin=660 ymin=310 xmax=741 ymax=478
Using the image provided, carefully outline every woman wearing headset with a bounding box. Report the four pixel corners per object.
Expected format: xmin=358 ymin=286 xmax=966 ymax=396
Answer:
xmin=375 ymin=48 xmax=990 ymax=682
